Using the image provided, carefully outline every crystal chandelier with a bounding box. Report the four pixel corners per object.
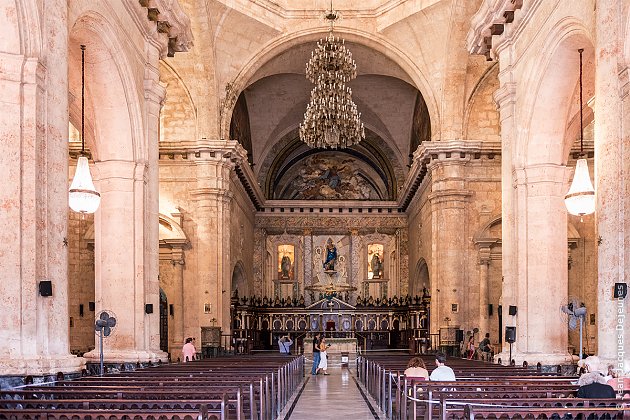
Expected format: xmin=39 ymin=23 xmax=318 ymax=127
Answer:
xmin=565 ymin=49 xmax=595 ymax=219
xmin=69 ymin=45 xmax=101 ymax=214
xmin=299 ymin=6 xmax=365 ymax=149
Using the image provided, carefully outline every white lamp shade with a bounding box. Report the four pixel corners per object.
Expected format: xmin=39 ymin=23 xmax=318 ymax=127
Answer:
xmin=565 ymin=158 xmax=595 ymax=216
xmin=69 ymin=156 xmax=101 ymax=214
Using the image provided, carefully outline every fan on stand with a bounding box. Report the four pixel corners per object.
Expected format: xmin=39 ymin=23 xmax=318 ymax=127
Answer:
xmin=560 ymin=298 xmax=587 ymax=361
xmin=94 ymin=310 xmax=117 ymax=376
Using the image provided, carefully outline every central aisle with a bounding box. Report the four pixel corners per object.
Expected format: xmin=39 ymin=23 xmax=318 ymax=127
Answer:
xmin=285 ymin=367 xmax=382 ymax=419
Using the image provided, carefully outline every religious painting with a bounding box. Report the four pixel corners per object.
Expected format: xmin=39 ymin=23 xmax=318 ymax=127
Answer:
xmin=367 ymin=243 xmax=384 ymax=279
xmin=277 ymin=245 xmax=294 ymax=280
xmin=274 ymin=152 xmax=387 ymax=200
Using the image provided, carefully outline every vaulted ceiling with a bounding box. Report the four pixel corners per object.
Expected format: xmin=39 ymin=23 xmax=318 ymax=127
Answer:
xmin=229 ymin=40 xmax=430 ymax=201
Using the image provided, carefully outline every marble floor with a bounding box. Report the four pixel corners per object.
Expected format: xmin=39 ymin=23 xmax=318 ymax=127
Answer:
xmin=284 ymin=367 xmax=383 ymax=420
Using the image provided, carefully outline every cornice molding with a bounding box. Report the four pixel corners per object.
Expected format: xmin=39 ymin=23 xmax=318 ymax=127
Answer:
xmin=134 ymin=0 xmax=193 ymax=57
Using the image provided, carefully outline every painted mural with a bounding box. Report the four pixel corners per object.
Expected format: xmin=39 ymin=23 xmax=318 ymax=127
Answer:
xmin=276 ymin=153 xmax=386 ymax=200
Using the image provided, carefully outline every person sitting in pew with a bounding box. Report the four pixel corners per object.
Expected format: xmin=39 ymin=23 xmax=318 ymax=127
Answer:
xmin=576 ymin=356 xmax=616 ymax=398
xmin=404 ymin=357 xmax=429 ymax=380
xmin=182 ymin=337 xmax=196 ymax=362
xmin=577 ymin=371 xmax=616 ymax=398
xmin=429 ymin=352 xmax=456 ymax=381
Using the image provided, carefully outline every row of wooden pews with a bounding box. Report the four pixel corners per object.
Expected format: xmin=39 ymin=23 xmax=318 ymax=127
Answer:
xmin=357 ymin=353 xmax=630 ymax=419
xmin=0 ymin=355 xmax=304 ymax=419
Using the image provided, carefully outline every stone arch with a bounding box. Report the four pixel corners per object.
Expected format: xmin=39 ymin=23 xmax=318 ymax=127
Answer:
xmin=219 ymin=28 xmax=439 ymax=143
xmin=68 ymin=10 xmax=145 ymax=162
xmin=474 ymin=215 xmax=503 ymax=241
xmin=464 ymin=63 xmax=501 ymax=142
xmin=159 ymin=61 xmax=197 ymax=142
xmin=517 ymin=19 xmax=594 ymax=167
xmin=232 ymin=261 xmax=248 ymax=297
xmin=0 ymin=0 xmax=41 ymax=56
xmin=412 ymin=258 xmax=430 ymax=297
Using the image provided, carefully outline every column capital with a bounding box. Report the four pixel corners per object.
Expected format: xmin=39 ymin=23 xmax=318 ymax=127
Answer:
xmin=93 ymin=159 xmax=140 ymax=181
xmin=478 ymin=245 xmax=492 ymax=265
xmin=514 ymin=163 xmax=570 ymax=194
xmin=428 ymin=189 xmax=472 ymax=207
xmin=494 ymin=82 xmax=517 ymax=113
xmin=190 ymin=187 xmax=234 ymax=202
xmin=144 ymin=78 xmax=166 ymax=106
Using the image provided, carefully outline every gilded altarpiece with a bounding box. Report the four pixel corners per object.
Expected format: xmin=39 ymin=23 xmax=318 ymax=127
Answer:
xmin=253 ymin=215 xmax=409 ymax=305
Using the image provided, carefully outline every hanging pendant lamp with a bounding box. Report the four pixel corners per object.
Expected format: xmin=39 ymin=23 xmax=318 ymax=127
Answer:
xmin=69 ymin=45 xmax=101 ymax=214
xmin=565 ymin=48 xmax=595 ymax=219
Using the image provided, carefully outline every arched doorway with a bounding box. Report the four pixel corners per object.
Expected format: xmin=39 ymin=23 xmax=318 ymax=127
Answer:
xmin=413 ymin=258 xmax=430 ymax=296
xmin=231 ymin=261 xmax=248 ymax=297
xmin=159 ymin=289 xmax=168 ymax=354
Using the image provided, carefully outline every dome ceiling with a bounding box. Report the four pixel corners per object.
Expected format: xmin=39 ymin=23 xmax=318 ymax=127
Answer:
xmin=230 ymin=40 xmax=430 ymax=201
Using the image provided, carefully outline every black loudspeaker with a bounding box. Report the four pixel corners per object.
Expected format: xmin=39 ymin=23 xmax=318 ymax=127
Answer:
xmin=455 ymin=329 xmax=464 ymax=343
xmin=614 ymin=283 xmax=627 ymax=299
xmin=39 ymin=281 xmax=53 ymax=297
xmin=145 ymin=304 xmax=153 ymax=314
xmin=79 ymin=304 xmax=84 ymax=317
xmin=488 ymin=304 xmax=493 ymax=316
xmin=508 ymin=305 xmax=518 ymax=316
xmin=88 ymin=301 xmax=95 ymax=311
xmin=505 ymin=326 xmax=516 ymax=343
xmin=169 ymin=304 xmax=174 ymax=316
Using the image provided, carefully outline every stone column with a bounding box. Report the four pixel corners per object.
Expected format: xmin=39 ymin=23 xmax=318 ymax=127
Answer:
xmin=506 ymin=164 xmax=571 ymax=366
xmin=478 ymin=245 xmax=492 ymax=338
xmin=0 ymin=0 xmax=83 ymax=376
xmin=190 ymin=145 xmax=240 ymax=337
xmin=428 ymin=158 xmax=471 ymax=330
xmin=85 ymin=160 xmax=157 ymax=363
xmin=595 ymin=0 xmax=629 ymax=370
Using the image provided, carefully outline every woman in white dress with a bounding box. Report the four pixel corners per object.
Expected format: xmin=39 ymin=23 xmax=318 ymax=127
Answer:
xmin=317 ymin=338 xmax=330 ymax=375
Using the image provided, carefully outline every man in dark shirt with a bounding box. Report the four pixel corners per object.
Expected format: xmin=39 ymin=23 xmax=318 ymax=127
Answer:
xmin=478 ymin=333 xmax=493 ymax=361
xmin=311 ymin=332 xmax=321 ymax=375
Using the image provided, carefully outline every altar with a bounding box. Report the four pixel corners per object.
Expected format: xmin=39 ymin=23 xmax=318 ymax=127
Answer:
xmin=303 ymin=336 xmax=358 ymax=365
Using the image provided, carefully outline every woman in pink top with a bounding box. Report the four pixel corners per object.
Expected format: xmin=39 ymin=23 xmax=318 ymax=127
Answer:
xmin=182 ymin=337 xmax=196 ymax=362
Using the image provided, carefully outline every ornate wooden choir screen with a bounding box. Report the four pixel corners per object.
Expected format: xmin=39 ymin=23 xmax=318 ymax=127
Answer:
xmin=230 ymin=290 xmax=431 ymax=352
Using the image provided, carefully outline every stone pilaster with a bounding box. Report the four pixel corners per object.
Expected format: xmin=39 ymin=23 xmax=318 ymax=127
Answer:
xmin=493 ymin=77 xmax=518 ymax=358
xmin=398 ymin=228 xmax=409 ymax=296
xmin=253 ymin=228 xmax=266 ymax=296
xmin=303 ymin=229 xmax=313 ymax=304
xmin=144 ymin=51 xmax=167 ymax=359
xmin=477 ymin=244 xmax=492 ymax=338
xmin=594 ymin=0 xmax=629 ymax=371
xmin=349 ymin=229 xmax=361 ymax=303
xmin=0 ymin=0 xmax=83 ymax=376
xmin=428 ymin=157 xmax=472 ymax=330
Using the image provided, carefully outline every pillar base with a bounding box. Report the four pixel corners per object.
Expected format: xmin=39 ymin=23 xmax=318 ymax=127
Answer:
xmin=0 ymin=354 xmax=84 ymax=377
xmin=83 ymin=349 xmax=168 ymax=364
xmin=495 ymin=351 xmax=576 ymax=368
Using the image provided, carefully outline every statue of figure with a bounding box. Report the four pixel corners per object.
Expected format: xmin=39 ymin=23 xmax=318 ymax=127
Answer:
xmin=280 ymin=255 xmax=292 ymax=279
xmin=323 ymin=238 xmax=337 ymax=271
xmin=371 ymin=253 xmax=383 ymax=278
